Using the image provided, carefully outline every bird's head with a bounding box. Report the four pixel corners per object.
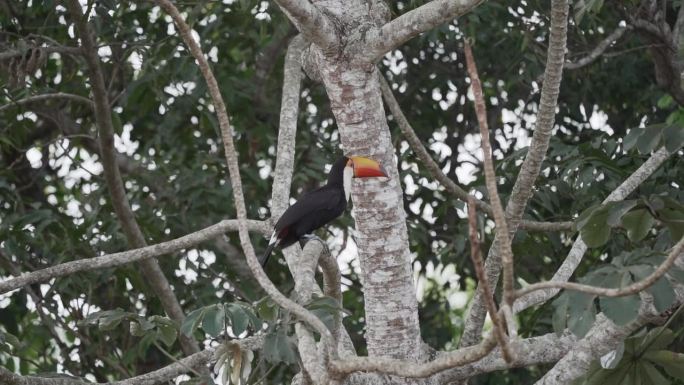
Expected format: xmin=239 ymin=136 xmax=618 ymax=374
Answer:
xmin=345 ymin=156 xmax=388 ymax=178
xmin=339 ymin=156 xmax=388 ymax=202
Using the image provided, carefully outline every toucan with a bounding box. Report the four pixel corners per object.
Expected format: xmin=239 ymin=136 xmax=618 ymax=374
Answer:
xmin=261 ymin=156 xmax=388 ymax=266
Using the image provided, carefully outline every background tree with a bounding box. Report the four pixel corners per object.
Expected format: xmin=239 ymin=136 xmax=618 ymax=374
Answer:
xmin=1 ymin=0 xmax=683 ymax=384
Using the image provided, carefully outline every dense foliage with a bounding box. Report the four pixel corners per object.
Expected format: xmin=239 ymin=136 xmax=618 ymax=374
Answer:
xmin=1 ymin=0 xmax=683 ymax=384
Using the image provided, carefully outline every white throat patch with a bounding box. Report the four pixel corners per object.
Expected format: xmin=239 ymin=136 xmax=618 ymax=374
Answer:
xmin=343 ymin=166 xmax=353 ymax=202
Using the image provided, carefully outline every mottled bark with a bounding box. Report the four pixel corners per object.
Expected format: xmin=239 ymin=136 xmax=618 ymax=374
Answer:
xmin=319 ymin=60 xmax=422 ymax=360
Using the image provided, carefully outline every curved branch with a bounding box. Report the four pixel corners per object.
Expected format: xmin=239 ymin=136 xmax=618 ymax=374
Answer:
xmin=366 ymin=0 xmax=487 ymax=62
xmin=330 ymin=334 xmax=497 ymax=377
xmin=467 ymin=197 xmax=513 ymax=362
xmin=271 ymin=35 xmax=306 ymax=218
xmin=378 ymin=75 xmax=573 ymax=232
xmin=464 ymin=40 xmax=515 ymax=308
xmin=459 ymin=0 xmax=569 ymax=348
xmin=535 ymin=312 xmax=649 ymax=384
xmin=0 ymin=219 xmax=268 ymax=295
xmin=513 ymin=146 xmax=674 ymax=312
xmin=272 ymin=0 xmax=338 ymax=53
xmin=516 ymin=235 xmax=684 ymax=299
xmin=565 ymin=26 xmax=630 ymax=70
xmin=435 ymin=331 xmax=575 ymax=383
xmin=64 ymin=0 xmax=200 ymax=356
xmin=153 ymin=0 xmax=336 ymax=369
xmin=0 ymin=45 xmax=81 ymax=61
xmin=0 ymin=93 xmax=93 ymax=112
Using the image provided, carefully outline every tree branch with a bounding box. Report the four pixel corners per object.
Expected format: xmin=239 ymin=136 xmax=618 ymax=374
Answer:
xmin=535 ymin=312 xmax=649 ymax=384
xmin=272 ymin=0 xmax=338 ymax=54
xmin=153 ymin=0 xmax=337 ymax=369
xmin=64 ymin=0 xmax=200 ymax=357
xmin=0 ymin=93 xmax=93 ymax=112
xmin=565 ymin=26 xmax=630 ymax=70
xmin=459 ymin=0 xmax=569 ymax=348
xmin=366 ymin=0 xmax=487 ymax=62
xmin=378 ymin=75 xmax=573 ymax=232
xmin=464 ymin=40 xmax=516 ymax=308
xmin=516 ymin=235 xmax=684 ymax=298
xmin=513 ymin=146 xmax=674 ymax=312
xmin=330 ymin=334 xmax=497 ymax=378
xmin=271 ymin=35 xmax=306 ymax=219
xmin=467 ymin=197 xmax=513 ymax=362
xmin=0 ymin=219 xmax=268 ymax=295
xmin=0 ymin=45 xmax=81 ymax=61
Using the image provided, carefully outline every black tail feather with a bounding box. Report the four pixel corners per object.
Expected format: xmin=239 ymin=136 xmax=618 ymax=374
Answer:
xmin=260 ymin=242 xmax=277 ymax=266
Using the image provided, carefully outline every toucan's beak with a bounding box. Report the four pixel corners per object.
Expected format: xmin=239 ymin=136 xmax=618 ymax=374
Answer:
xmin=350 ymin=156 xmax=388 ymax=178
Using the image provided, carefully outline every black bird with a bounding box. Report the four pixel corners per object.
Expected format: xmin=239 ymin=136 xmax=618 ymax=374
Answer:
xmin=261 ymin=156 xmax=387 ymax=266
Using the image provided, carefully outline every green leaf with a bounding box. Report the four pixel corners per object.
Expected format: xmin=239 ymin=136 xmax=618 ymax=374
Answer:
xmin=202 ymin=305 xmax=225 ymax=338
xmin=662 ymin=123 xmax=684 ymax=153
xmin=83 ymin=309 xmax=128 ymax=331
xmin=639 ymin=361 xmax=670 ymax=385
xmin=644 ymin=350 xmax=684 ymax=379
xmin=180 ymin=308 xmax=207 ymax=337
xmin=639 ymin=327 xmax=675 ymax=352
xmin=656 ymin=94 xmax=673 ymax=109
xmin=620 ymin=209 xmax=654 ymax=242
xmin=636 ymin=124 xmax=664 ymax=154
xmin=646 ymin=277 xmax=675 ymax=313
xmin=601 ymin=295 xmax=640 ymax=326
xmin=658 ymin=207 xmax=684 ymax=240
xmin=575 ymin=204 xmax=601 ymax=230
xmin=566 ymin=291 xmax=596 ymax=337
xmin=226 ymin=303 xmax=253 ymax=336
xmin=623 ymin=128 xmax=641 ymax=152
xmin=305 ymin=296 xmax=345 ymax=332
xmin=256 ymin=297 xmax=278 ymax=322
xmin=606 ymin=200 xmax=637 ymax=227
xmin=599 ymin=273 xmax=639 ymax=326
xmin=263 ymin=328 xmax=297 ymax=364
xmin=129 ymin=321 xmax=144 ymax=337
xmin=138 ymin=317 xmax=155 ymax=331
xmin=580 ymin=208 xmax=611 ymax=247
xmin=666 ymin=265 xmax=684 ymax=283
xmin=552 ymin=294 xmax=569 ymax=335
xmin=158 ymin=323 xmax=177 ymax=347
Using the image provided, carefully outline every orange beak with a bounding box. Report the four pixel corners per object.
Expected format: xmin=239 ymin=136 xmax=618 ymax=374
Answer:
xmin=350 ymin=156 xmax=388 ymax=178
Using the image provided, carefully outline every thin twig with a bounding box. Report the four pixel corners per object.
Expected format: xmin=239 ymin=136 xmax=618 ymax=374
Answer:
xmin=0 ymin=92 xmax=94 ymax=112
xmin=565 ymin=26 xmax=630 ymax=70
xmin=378 ymin=76 xmax=573 ymax=232
xmin=515 ymin=236 xmax=684 ymax=299
xmin=513 ymin=146 xmax=674 ymax=313
xmin=467 ymin=197 xmax=514 ymax=362
xmin=459 ymin=0 xmax=570 ymax=348
xmin=463 ymin=40 xmax=515 ymax=307
xmin=330 ymin=333 xmax=498 ymax=377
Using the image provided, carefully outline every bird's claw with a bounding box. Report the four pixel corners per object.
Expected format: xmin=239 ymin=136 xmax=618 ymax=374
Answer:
xmin=300 ymin=234 xmax=331 ymax=257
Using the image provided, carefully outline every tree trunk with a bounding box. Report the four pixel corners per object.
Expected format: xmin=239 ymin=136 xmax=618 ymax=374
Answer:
xmin=318 ymin=59 xmax=422 ymax=361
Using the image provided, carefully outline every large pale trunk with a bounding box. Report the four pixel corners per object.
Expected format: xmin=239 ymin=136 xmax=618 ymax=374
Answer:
xmin=318 ymin=60 xmax=422 ymax=361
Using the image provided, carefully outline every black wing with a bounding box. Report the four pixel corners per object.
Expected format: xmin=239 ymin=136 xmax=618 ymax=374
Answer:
xmin=274 ymin=186 xmax=346 ymax=237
